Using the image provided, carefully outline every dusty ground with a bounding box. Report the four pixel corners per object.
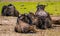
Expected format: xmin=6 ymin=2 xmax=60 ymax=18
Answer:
xmin=0 ymin=16 xmax=60 ymax=36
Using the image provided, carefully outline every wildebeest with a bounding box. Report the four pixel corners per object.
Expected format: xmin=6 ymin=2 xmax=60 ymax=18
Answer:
xmin=35 ymin=4 xmax=52 ymax=29
xmin=1 ymin=4 xmax=19 ymax=17
xmin=17 ymin=13 xmax=32 ymax=25
xmin=17 ymin=12 xmax=39 ymax=25
xmin=15 ymin=17 xmax=37 ymax=33
xmin=17 ymin=12 xmax=39 ymax=28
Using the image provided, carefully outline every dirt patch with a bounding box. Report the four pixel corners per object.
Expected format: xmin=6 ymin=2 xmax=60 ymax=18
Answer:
xmin=0 ymin=16 xmax=60 ymax=36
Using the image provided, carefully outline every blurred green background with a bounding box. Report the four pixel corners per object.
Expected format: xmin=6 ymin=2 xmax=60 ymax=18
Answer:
xmin=0 ymin=2 xmax=60 ymax=16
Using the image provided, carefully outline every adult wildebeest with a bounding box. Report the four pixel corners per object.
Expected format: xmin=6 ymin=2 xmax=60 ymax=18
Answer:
xmin=15 ymin=15 xmax=37 ymax=33
xmin=35 ymin=4 xmax=52 ymax=29
xmin=1 ymin=4 xmax=19 ymax=17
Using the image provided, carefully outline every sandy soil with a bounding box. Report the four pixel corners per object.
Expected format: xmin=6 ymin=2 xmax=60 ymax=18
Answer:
xmin=0 ymin=16 xmax=60 ymax=36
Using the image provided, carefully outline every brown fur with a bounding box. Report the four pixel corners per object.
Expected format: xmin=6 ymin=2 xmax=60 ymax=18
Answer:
xmin=15 ymin=20 xmax=37 ymax=33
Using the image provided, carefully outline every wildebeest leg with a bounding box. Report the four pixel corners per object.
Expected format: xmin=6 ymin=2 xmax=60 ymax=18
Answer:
xmin=26 ymin=15 xmax=32 ymax=25
xmin=47 ymin=12 xmax=52 ymax=20
xmin=16 ymin=18 xmax=20 ymax=24
xmin=15 ymin=25 xmax=21 ymax=33
xmin=44 ymin=18 xmax=52 ymax=29
xmin=46 ymin=18 xmax=52 ymax=28
xmin=40 ymin=19 xmax=47 ymax=29
xmin=29 ymin=25 xmax=37 ymax=33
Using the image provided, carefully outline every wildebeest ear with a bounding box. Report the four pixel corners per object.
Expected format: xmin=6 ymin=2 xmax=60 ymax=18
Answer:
xmin=43 ymin=5 xmax=47 ymax=8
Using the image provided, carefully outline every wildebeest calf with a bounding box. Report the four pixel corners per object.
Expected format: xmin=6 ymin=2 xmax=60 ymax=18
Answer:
xmin=15 ymin=20 xmax=37 ymax=33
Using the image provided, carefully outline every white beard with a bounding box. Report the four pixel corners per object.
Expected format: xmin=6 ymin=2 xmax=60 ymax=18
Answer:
xmin=36 ymin=11 xmax=47 ymax=17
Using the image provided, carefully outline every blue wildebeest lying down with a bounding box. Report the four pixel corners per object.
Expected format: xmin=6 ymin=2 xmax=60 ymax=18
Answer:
xmin=1 ymin=4 xmax=19 ymax=17
xmin=35 ymin=4 xmax=52 ymax=29
xmin=15 ymin=14 xmax=37 ymax=33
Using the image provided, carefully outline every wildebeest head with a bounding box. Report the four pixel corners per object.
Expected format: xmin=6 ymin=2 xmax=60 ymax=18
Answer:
xmin=17 ymin=13 xmax=31 ymax=24
xmin=37 ymin=4 xmax=46 ymax=11
xmin=6 ymin=4 xmax=15 ymax=16
xmin=8 ymin=4 xmax=13 ymax=6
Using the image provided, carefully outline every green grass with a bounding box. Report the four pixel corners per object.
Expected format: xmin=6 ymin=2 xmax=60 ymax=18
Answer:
xmin=0 ymin=2 xmax=60 ymax=16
